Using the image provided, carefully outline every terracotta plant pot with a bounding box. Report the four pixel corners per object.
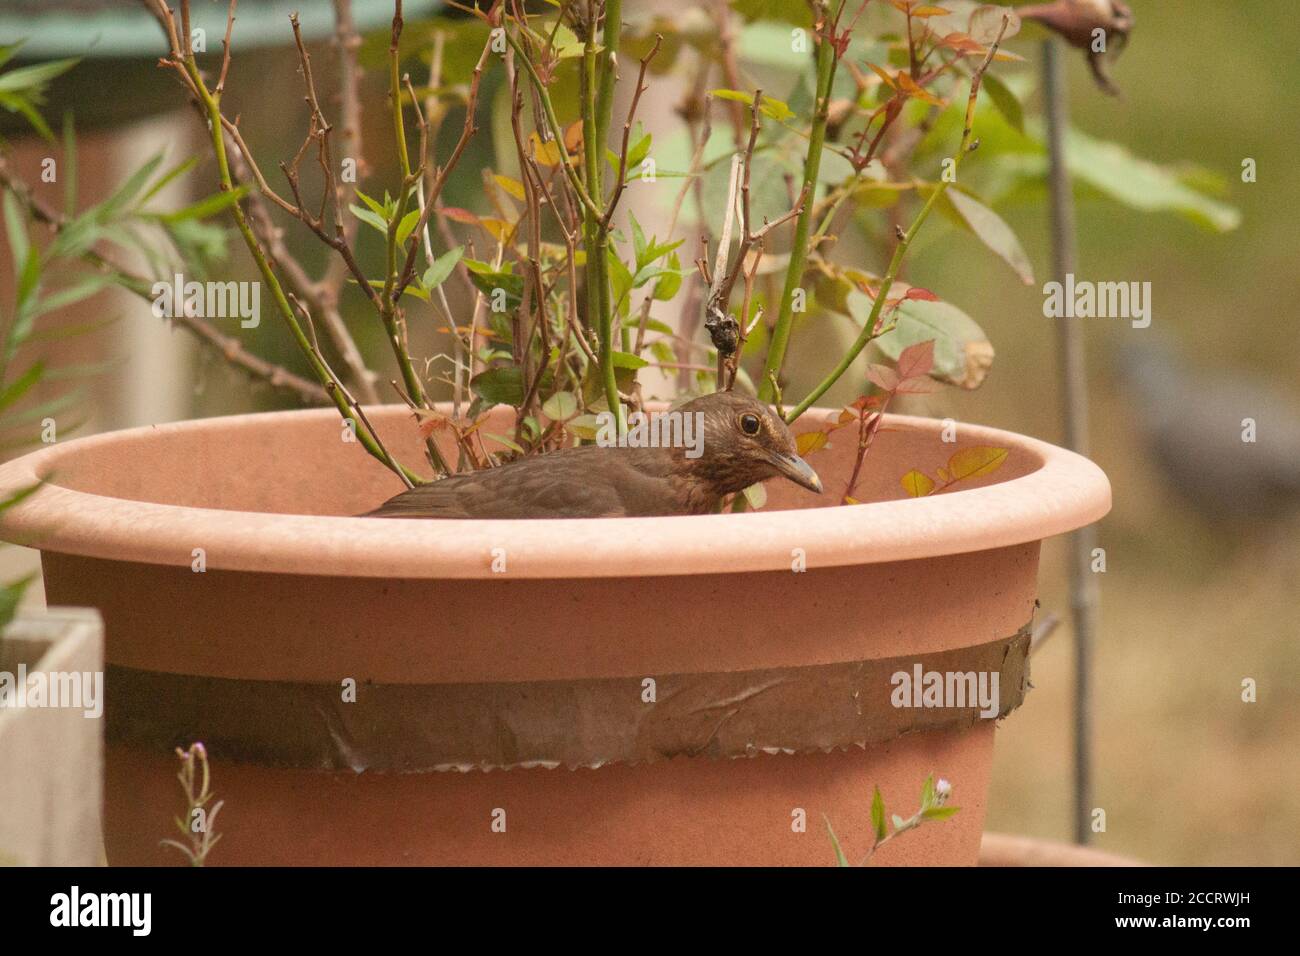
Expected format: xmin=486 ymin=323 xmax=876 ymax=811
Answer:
xmin=979 ymin=832 xmax=1146 ymax=867
xmin=0 ymin=404 xmax=1109 ymax=866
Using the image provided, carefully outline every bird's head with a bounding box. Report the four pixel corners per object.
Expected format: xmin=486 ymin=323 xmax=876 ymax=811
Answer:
xmin=673 ymin=391 xmax=823 ymax=497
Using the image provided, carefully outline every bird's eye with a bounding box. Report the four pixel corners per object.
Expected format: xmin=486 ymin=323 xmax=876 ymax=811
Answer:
xmin=739 ymin=413 xmax=761 ymax=436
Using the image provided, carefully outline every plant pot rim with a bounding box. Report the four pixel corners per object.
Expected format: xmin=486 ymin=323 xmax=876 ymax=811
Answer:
xmin=0 ymin=404 xmax=1110 ymax=580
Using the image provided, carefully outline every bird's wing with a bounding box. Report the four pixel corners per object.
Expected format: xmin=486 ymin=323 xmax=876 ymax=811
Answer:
xmin=363 ymin=446 xmax=681 ymax=519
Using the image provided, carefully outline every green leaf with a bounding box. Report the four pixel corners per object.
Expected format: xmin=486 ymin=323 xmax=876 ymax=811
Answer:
xmin=0 ymin=388 xmax=80 ymax=427
xmin=484 ymin=432 xmax=526 ymax=455
xmin=542 ymin=391 xmax=578 ymax=421
xmin=1065 ymin=127 xmax=1241 ymax=233
xmin=610 ymin=351 xmax=648 ymax=370
xmin=852 ymin=290 xmax=994 ymax=390
xmin=627 ymin=129 xmax=653 ymax=170
xmin=606 ymin=249 xmax=634 ymax=315
xmin=709 ymin=89 xmax=794 ymax=123
xmin=348 ymin=203 xmax=387 ymax=235
xmin=3 ymin=189 xmax=30 ymax=274
xmin=943 ymin=187 xmax=1034 ymax=285
xmin=920 ymin=774 xmax=935 ymax=811
xmin=629 ymin=211 xmax=648 ymax=268
xmin=138 ymin=156 xmax=199 ymax=207
xmin=0 ymin=361 xmax=44 ymax=415
xmin=421 ymin=246 xmax=464 ymax=292
xmin=33 ymin=273 xmax=111 ymax=314
xmin=355 ymin=189 xmax=389 ymax=217
xmin=157 ymin=185 xmax=250 ymax=224
xmin=981 ymin=73 xmax=1023 ymax=134
xmin=394 ymin=208 xmax=421 ymax=246
xmin=741 ymin=482 xmax=767 ymax=510
xmin=653 ymin=251 xmax=684 ymax=301
xmin=0 ymin=58 xmax=79 ymax=95
xmin=0 ymin=42 xmax=22 ymax=72
xmin=471 ymin=366 xmax=525 ymax=407
xmin=823 ymin=816 xmax=851 ymax=867
xmin=0 ymin=91 xmax=54 ymax=142
xmin=567 ymin=413 xmax=602 ymax=440
xmin=463 ymin=259 xmax=524 ymax=305
xmin=0 ymin=575 xmax=35 ymax=631
xmin=921 ymin=806 xmax=961 ymax=820
xmin=98 ymin=153 xmax=163 ymax=217
xmin=870 ymin=786 xmax=888 ymax=841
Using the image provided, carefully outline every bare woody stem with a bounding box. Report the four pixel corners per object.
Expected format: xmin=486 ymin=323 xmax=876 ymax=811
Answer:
xmin=149 ymin=0 xmax=424 ymax=485
xmin=783 ymin=15 xmax=1011 ymax=424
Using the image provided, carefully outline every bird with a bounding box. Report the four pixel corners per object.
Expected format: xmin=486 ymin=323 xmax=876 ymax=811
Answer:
xmin=363 ymin=391 xmax=823 ymax=519
xmin=1019 ymin=0 xmax=1133 ymax=95
xmin=1113 ymin=333 xmax=1300 ymax=522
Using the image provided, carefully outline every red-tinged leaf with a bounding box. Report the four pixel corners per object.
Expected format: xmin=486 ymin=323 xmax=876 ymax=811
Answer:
xmin=866 ymin=62 xmax=898 ymax=91
xmin=867 ymin=364 xmax=900 ymax=391
xmin=903 ymin=286 xmax=940 ymax=302
xmin=894 ymin=71 xmax=945 ymax=106
xmin=838 ymin=407 xmax=857 ymax=424
xmin=895 ymin=339 xmax=935 ymax=380
xmin=441 ymin=207 xmax=480 ymax=225
xmin=563 ymin=121 xmax=583 ymax=155
xmin=797 ymin=430 xmax=830 ymax=456
xmin=412 ymin=408 xmax=454 ymax=438
xmin=946 ymin=446 xmax=1009 ymax=481
xmin=936 ymin=32 xmax=986 ymax=55
xmin=901 ymin=469 xmax=935 ymax=497
xmin=895 ymin=376 xmax=941 ymax=395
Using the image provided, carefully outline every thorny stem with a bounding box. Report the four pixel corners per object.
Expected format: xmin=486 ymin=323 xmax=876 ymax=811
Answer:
xmin=579 ymin=0 xmax=621 ymax=431
xmin=594 ymin=0 xmax=622 ymax=166
xmin=783 ymin=15 xmax=1011 ymax=424
xmin=758 ymin=0 xmax=847 ymax=402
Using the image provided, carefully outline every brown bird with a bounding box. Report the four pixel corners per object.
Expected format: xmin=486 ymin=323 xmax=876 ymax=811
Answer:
xmin=1019 ymin=0 xmax=1133 ymax=96
xmin=364 ymin=391 xmax=822 ymax=519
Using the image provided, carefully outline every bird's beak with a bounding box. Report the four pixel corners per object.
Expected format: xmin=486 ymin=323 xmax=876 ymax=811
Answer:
xmin=769 ymin=451 xmax=823 ymax=494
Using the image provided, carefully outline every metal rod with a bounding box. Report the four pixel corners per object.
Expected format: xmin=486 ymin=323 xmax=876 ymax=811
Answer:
xmin=1042 ymin=38 xmax=1099 ymax=846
